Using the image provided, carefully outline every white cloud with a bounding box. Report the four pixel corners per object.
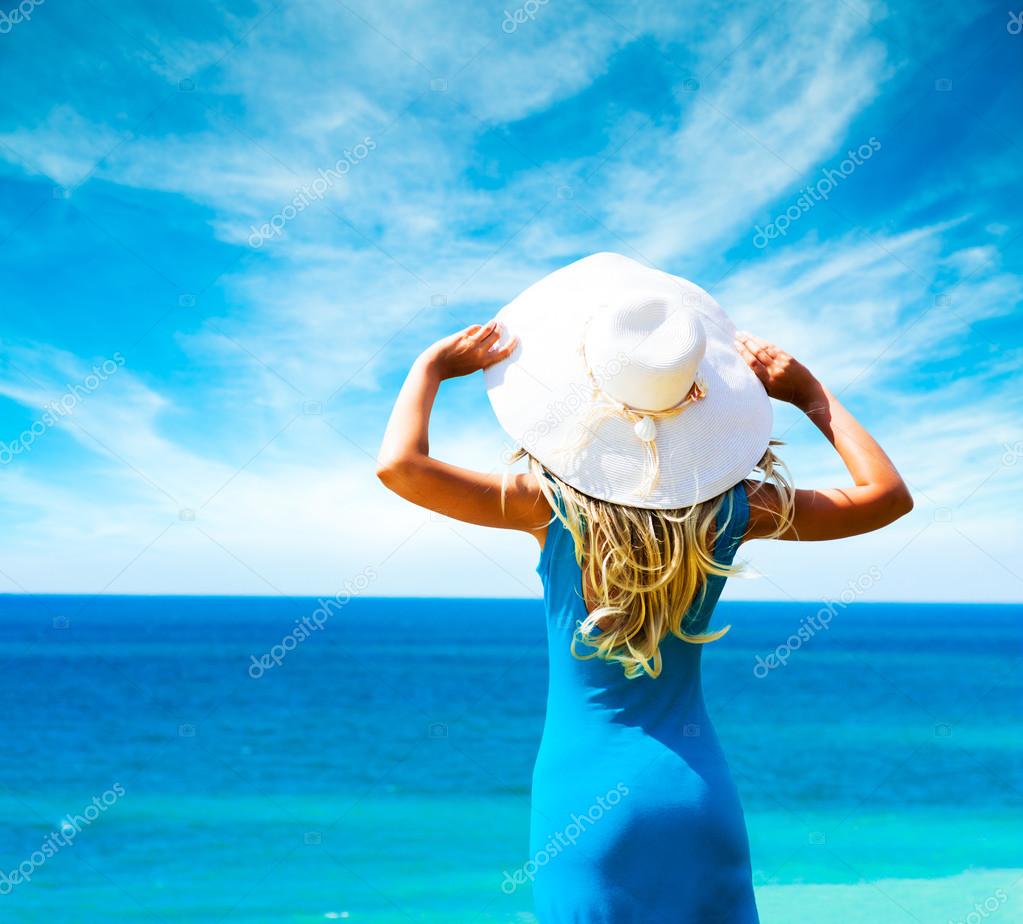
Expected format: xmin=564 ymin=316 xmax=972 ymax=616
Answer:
xmin=0 ymin=105 xmax=130 ymax=188
xmin=578 ymin=3 xmax=888 ymax=263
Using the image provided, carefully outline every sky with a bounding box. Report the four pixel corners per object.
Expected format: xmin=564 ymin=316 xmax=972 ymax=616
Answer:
xmin=0 ymin=0 xmax=1020 ymax=603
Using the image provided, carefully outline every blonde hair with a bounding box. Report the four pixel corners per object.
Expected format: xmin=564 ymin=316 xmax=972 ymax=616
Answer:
xmin=508 ymin=444 xmax=795 ymax=679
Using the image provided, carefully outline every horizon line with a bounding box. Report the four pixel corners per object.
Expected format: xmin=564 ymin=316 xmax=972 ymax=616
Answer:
xmin=0 ymin=593 xmax=1019 ymax=606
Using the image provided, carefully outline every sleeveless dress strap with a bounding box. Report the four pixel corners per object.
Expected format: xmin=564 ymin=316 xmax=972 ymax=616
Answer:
xmin=714 ymin=480 xmax=750 ymax=566
xmin=683 ymin=481 xmax=749 ymax=633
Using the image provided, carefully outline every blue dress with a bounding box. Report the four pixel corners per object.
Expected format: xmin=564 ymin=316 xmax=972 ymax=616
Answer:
xmin=530 ymin=482 xmax=757 ymax=923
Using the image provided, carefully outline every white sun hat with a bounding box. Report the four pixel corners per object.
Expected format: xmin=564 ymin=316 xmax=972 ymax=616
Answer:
xmin=484 ymin=252 xmax=772 ymax=509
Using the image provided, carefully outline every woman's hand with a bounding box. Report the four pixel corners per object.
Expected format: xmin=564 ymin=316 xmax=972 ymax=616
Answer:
xmin=734 ymin=331 xmax=913 ymax=542
xmin=376 ymin=318 xmax=547 ymax=537
xmin=734 ymin=331 xmax=821 ymax=409
xmin=422 ymin=320 xmax=518 ymax=380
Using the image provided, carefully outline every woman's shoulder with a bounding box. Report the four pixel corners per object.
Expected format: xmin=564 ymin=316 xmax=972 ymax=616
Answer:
xmin=741 ymin=478 xmax=787 ymax=542
xmin=502 ymin=470 xmax=553 ymax=540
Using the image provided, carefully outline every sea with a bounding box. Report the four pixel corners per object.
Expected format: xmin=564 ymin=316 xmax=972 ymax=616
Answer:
xmin=0 ymin=595 xmax=1020 ymax=923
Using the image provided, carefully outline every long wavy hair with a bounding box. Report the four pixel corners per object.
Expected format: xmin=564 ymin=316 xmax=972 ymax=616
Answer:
xmin=508 ymin=443 xmax=796 ymax=679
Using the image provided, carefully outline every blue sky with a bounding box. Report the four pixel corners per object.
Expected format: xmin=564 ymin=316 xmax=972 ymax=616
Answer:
xmin=0 ymin=0 xmax=1020 ymax=601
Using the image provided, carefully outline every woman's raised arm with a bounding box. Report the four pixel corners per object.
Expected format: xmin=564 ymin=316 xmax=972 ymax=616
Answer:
xmin=735 ymin=332 xmax=913 ymax=541
xmin=376 ymin=321 xmax=549 ymax=536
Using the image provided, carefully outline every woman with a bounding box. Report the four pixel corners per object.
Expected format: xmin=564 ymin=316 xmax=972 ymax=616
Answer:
xmin=377 ymin=253 xmax=912 ymax=923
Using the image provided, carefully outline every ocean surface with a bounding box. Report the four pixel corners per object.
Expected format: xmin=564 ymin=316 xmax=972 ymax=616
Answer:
xmin=0 ymin=595 xmax=1020 ymax=923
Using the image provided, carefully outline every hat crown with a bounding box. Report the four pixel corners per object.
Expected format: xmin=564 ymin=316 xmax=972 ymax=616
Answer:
xmin=584 ymin=292 xmax=707 ymax=412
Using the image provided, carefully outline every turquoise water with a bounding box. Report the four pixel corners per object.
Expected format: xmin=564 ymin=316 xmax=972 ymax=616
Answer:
xmin=0 ymin=596 xmax=1020 ymax=922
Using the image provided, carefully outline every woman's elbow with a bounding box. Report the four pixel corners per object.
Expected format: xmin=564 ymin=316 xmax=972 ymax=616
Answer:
xmin=375 ymin=455 xmax=421 ymax=494
xmin=886 ymin=483 xmax=914 ymax=521
xmin=375 ymin=457 xmax=404 ymax=490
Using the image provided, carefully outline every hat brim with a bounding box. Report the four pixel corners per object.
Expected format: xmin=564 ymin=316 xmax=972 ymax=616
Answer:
xmin=484 ymin=252 xmax=772 ymax=509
